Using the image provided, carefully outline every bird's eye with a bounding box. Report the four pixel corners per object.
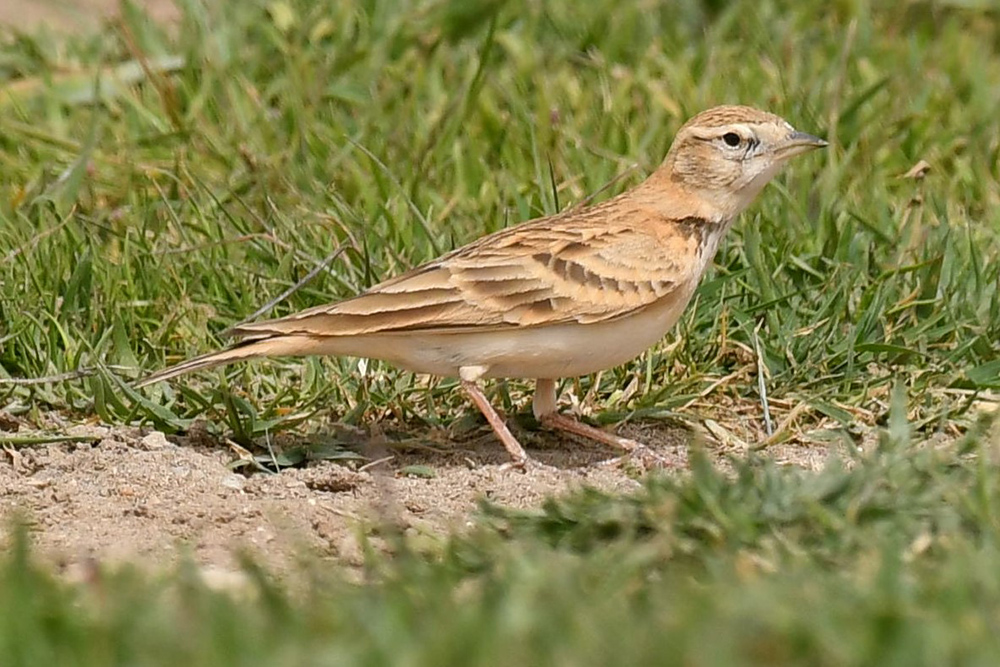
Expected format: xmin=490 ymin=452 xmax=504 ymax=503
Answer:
xmin=722 ymin=132 xmax=742 ymax=147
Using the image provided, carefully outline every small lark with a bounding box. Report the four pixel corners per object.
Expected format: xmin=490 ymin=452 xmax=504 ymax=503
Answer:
xmin=139 ymin=105 xmax=826 ymax=469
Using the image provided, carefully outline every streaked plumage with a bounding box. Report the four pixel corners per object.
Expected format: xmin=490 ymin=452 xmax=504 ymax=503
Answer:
xmin=139 ymin=105 xmax=827 ymax=469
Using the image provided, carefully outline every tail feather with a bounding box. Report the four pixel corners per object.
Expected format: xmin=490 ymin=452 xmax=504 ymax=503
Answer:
xmin=135 ymin=335 xmax=318 ymax=388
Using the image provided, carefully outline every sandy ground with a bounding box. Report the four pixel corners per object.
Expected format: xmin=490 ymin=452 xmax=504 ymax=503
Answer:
xmin=0 ymin=401 xmax=846 ymax=575
xmin=0 ymin=412 xmax=840 ymax=575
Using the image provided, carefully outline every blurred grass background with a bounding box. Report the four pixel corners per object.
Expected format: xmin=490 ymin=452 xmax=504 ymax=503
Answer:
xmin=1 ymin=0 xmax=1000 ymax=663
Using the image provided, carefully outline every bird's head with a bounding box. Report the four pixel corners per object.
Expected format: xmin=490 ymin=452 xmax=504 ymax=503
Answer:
xmin=657 ymin=105 xmax=827 ymax=220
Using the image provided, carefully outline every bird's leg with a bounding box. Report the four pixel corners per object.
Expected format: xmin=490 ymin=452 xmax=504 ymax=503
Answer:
xmin=533 ymin=378 xmax=675 ymax=469
xmin=459 ymin=366 xmax=529 ymax=468
xmin=533 ymin=378 xmax=642 ymax=451
xmin=461 ymin=380 xmax=529 ymax=467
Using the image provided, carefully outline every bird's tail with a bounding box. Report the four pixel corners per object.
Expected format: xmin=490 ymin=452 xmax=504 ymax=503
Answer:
xmin=135 ymin=335 xmax=316 ymax=388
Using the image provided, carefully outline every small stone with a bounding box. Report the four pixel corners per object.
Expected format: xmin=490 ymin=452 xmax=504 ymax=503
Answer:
xmin=140 ymin=432 xmax=170 ymax=450
xmin=220 ymin=474 xmax=246 ymax=491
xmin=67 ymin=424 xmax=108 ymax=439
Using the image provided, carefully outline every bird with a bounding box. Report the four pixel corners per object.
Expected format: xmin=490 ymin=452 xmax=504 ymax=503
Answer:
xmin=137 ymin=105 xmax=827 ymax=469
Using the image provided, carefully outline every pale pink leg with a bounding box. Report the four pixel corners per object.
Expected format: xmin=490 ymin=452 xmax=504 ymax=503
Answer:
xmin=461 ymin=379 xmax=529 ymax=468
xmin=533 ymin=379 xmax=675 ymax=469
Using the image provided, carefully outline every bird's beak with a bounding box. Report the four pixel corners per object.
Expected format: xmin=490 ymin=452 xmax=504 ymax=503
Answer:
xmin=775 ymin=131 xmax=828 ymax=160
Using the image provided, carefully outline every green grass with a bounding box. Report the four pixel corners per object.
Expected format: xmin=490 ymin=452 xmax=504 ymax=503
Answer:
xmin=1 ymin=0 xmax=997 ymax=440
xmin=1 ymin=0 xmax=1000 ymax=664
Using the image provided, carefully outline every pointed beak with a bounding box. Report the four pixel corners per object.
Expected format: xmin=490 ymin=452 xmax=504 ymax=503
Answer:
xmin=775 ymin=131 xmax=828 ymax=160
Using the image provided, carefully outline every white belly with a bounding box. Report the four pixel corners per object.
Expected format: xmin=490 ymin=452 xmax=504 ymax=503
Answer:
xmin=314 ymin=291 xmax=694 ymax=379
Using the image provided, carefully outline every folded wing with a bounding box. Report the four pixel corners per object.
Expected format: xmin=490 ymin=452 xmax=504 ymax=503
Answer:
xmin=227 ymin=210 xmax=701 ymax=340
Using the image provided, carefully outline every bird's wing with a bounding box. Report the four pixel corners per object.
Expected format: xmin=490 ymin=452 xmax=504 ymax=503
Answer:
xmin=226 ymin=207 xmax=705 ymax=339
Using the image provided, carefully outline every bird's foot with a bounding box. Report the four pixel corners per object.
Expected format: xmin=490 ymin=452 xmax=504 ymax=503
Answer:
xmin=537 ymin=411 xmax=675 ymax=471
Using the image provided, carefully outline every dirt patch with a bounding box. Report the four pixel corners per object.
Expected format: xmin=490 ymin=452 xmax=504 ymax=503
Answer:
xmin=0 ymin=410 xmax=845 ymax=575
xmin=0 ymin=418 xmax=672 ymax=574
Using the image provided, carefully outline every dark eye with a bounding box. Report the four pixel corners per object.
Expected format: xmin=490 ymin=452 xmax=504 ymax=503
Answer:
xmin=722 ymin=132 xmax=742 ymax=147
